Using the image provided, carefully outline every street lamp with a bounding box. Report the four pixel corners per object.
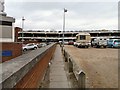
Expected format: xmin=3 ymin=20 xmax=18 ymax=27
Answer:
xmin=22 ymin=16 xmax=25 ymax=43
xmin=62 ymin=8 xmax=67 ymax=47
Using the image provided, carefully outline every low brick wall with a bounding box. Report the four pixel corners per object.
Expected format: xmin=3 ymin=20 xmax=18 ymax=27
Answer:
xmin=1 ymin=42 xmax=22 ymax=62
xmin=15 ymin=44 xmax=56 ymax=88
xmin=0 ymin=43 xmax=56 ymax=89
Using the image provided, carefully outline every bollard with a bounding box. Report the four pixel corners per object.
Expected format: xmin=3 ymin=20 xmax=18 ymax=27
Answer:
xmin=69 ymin=59 xmax=73 ymax=72
xmin=78 ymin=70 xmax=86 ymax=89
xmin=63 ymin=50 xmax=68 ymax=62
xmin=64 ymin=50 xmax=65 ymax=56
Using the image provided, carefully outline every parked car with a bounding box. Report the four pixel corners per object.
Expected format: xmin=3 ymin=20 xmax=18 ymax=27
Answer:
xmin=59 ymin=41 xmax=68 ymax=45
xmin=73 ymin=42 xmax=77 ymax=46
xmin=46 ymin=42 xmax=52 ymax=45
xmin=64 ymin=41 xmax=69 ymax=45
xmin=22 ymin=43 xmax=38 ymax=51
xmin=36 ymin=43 xmax=42 ymax=48
xmin=91 ymin=37 xmax=107 ymax=48
xmin=40 ymin=43 xmax=47 ymax=47
xmin=68 ymin=40 xmax=74 ymax=45
xmin=107 ymin=39 xmax=120 ymax=48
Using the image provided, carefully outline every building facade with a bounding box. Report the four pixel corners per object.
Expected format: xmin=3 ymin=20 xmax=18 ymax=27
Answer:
xmin=0 ymin=0 xmax=15 ymax=42
xmin=0 ymin=1 xmax=22 ymax=62
xmin=17 ymin=30 xmax=120 ymax=44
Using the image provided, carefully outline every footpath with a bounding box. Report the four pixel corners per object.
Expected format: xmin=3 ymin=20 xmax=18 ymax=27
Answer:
xmin=48 ymin=45 xmax=70 ymax=88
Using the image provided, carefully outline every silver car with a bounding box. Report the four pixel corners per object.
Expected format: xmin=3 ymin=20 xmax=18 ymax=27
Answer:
xmin=22 ymin=43 xmax=38 ymax=51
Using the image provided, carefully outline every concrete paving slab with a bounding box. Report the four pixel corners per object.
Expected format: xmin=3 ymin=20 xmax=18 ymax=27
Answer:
xmin=50 ymin=69 xmax=66 ymax=76
xmin=50 ymin=75 xmax=67 ymax=81
xmin=50 ymin=68 xmax=65 ymax=72
xmin=52 ymin=61 xmax=64 ymax=64
xmin=50 ymin=72 xmax=66 ymax=76
xmin=50 ymin=67 xmax=65 ymax=74
xmin=49 ymin=45 xmax=69 ymax=88
xmin=49 ymin=82 xmax=69 ymax=88
xmin=50 ymin=64 xmax=64 ymax=68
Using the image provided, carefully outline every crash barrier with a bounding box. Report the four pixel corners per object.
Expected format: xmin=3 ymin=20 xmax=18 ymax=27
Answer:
xmin=63 ymin=49 xmax=86 ymax=88
xmin=0 ymin=43 xmax=56 ymax=89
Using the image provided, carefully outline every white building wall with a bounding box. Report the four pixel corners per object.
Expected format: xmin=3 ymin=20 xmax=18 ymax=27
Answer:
xmin=0 ymin=15 xmax=15 ymax=42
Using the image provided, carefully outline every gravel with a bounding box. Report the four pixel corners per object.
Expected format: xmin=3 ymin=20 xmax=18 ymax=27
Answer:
xmin=64 ymin=45 xmax=118 ymax=88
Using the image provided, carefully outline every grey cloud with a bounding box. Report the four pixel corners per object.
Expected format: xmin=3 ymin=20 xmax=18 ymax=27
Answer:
xmin=6 ymin=2 xmax=117 ymax=15
xmin=5 ymin=1 xmax=118 ymax=30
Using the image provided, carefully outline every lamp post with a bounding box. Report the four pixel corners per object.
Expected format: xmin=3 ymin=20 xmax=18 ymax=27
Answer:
xmin=22 ymin=16 xmax=25 ymax=43
xmin=62 ymin=8 xmax=67 ymax=47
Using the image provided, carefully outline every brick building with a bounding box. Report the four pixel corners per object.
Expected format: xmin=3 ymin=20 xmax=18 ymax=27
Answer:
xmin=0 ymin=1 xmax=22 ymax=62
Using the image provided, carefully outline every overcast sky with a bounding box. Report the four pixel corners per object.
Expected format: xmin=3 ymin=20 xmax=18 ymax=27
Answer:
xmin=5 ymin=0 xmax=119 ymax=31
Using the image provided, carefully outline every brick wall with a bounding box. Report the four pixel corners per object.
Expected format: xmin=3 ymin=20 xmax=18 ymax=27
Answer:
xmin=1 ymin=42 xmax=22 ymax=62
xmin=15 ymin=27 xmax=22 ymax=42
xmin=14 ymin=44 xmax=56 ymax=88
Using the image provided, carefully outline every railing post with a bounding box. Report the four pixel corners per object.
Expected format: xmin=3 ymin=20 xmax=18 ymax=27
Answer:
xmin=64 ymin=51 xmax=68 ymax=62
xmin=78 ymin=70 xmax=86 ymax=89
xmin=69 ymin=59 xmax=73 ymax=73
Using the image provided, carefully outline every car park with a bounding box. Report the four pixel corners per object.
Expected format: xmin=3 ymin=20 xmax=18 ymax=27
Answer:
xmin=22 ymin=43 xmax=38 ymax=51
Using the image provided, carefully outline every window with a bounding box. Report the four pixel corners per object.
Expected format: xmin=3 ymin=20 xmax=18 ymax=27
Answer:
xmin=115 ymin=40 xmax=120 ymax=42
xmin=0 ymin=21 xmax=12 ymax=26
xmin=109 ymin=40 xmax=113 ymax=42
xmin=76 ymin=36 xmax=78 ymax=40
xmin=80 ymin=35 xmax=86 ymax=40
xmin=0 ymin=25 xmax=12 ymax=38
xmin=28 ymin=44 xmax=33 ymax=46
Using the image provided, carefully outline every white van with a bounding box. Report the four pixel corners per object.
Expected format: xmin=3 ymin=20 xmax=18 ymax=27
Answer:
xmin=91 ymin=37 xmax=107 ymax=48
